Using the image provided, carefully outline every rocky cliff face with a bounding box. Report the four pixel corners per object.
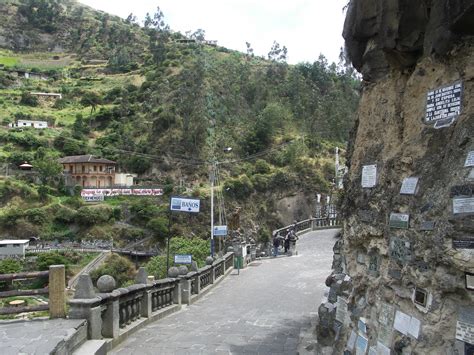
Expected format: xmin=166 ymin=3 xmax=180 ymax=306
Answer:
xmin=317 ymin=0 xmax=474 ymax=353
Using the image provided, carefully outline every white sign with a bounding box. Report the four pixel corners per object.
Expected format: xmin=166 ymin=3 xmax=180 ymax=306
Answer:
xmin=355 ymin=335 xmax=368 ymax=355
xmin=425 ymin=81 xmax=463 ymax=128
xmin=336 ymin=296 xmax=350 ymax=325
xmin=453 ymin=197 xmax=474 ymax=214
xmin=82 ymin=195 xmax=104 ymax=202
xmin=347 ymin=330 xmax=357 ymax=350
xmin=213 ymin=225 xmax=228 ymax=236
xmin=361 ymin=164 xmax=377 ymax=188
xmin=376 ymin=341 xmax=391 ymax=355
xmin=81 ymin=188 xmax=163 ymax=197
xmin=170 ymin=197 xmax=200 ymax=213
xmin=400 ymin=177 xmax=419 ymax=195
xmin=174 ymin=254 xmax=192 ymax=264
xmin=456 ymin=320 xmax=474 ymax=344
xmin=394 ymin=310 xmax=421 ymax=339
xmin=465 ymin=151 xmax=474 ymax=167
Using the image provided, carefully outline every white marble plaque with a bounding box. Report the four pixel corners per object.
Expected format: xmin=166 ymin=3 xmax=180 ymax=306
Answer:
xmin=378 ymin=303 xmax=395 ymax=346
xmin=368 ymin=346 xmax=377 ymax=355
xmin=453 ymin=197 xmax=474 ymax=214
xmin=376 ymin=341 xmax=391 ymax=355
xmin=336 ymin=296 xmax=350 ymax=325
xmin=425 ymin=81 xmax=463 ymax=128
xmin=362 ymin=164 xmax=377 ymax=188
xmin=400 ymin=177 xmax=419 ymax=195
xmin=347 ymin=330 xmax=357 ymax=350
xmin=358 ymin=318 xmax=368 ymax=334
xmin=356 ymin=335 xmax=368 ymax=355
xmin=408 ymin=317 xmax=421 ymax=339
xmin=456 ymin=320 xmax=474 ymax=344
xmin=389 ymin=213 xmax=410 ymax=229
xmin=465 ymin=151 xmax=474 ymax=167
xmin=394 ymin=310 xmax=411 ymax=335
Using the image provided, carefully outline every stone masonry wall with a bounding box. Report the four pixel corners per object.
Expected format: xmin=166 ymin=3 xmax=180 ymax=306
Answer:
xmin=317 ymin=1 xmax=474 ymax=354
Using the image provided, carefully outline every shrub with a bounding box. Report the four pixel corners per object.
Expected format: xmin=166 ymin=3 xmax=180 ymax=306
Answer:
xmin=36 ymin=252 xmax=68 ymax=271
xmin=146 ymin=217 xmax=168 ymax=242
xmin=54 ymin=206 xmax=77 ymax=223
xmin=223 ymin=175 xmax=253 ymax=200
xmin=90 ymin=253 xmax=136 ymax=287
xmin=0 ymin=259 xmax=22 ymax=274
xmin=254 ymin=159 xmax=271 ymax=174
xmin=250 ymin=174 xmax=271 ymax=192
xmin=24 ymin=208 xmax=48 ymax=225
xmin=129 ymin=199 xmax=160 ymax=224
xmin=75 ymin=205 xmax=113 ymax=225
xmin=19 ymin=92 xmax=39 ymax=107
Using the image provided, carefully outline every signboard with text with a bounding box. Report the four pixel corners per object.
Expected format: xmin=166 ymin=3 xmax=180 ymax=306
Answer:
xmin=213 ymin=225 xmax=228 ymax=236
xmin=425 ymin=81 xmax=463 ymax=128
xmin=170 ymin=197 xmax=200 ymax=213
xmin=174 ymin=254 xmax=192 ymax=264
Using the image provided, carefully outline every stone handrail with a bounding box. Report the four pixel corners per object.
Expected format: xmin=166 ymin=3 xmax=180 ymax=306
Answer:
xmin=273 ymin=216 xmax=340 ymax=237
xmin=68 ymin=252 xmax=234 ymax=343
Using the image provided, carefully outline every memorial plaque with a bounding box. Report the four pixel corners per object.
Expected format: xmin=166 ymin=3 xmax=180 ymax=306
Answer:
xmin=400 ymin=177 xmax=419 ymax=195
xmin=378 ymin=303 xmax=395 ymax=346
xmin=376 ymin=342 xmax=391 ymax=355
xmin=452 ymin=238 xmax=474 ymax=249
xmin=357 ymin=251 xmax=366 ymax=264
xmin=388 ymin=268 xmax=402 ymax=279
xmin=347 ymin=330 xmax=357 ymax=350
xmin=453 ymin=197 xmax=474 ymax=214
xmin=468 ymin=169 xmax=474 ymax=181
xmin=362 ymin=164 xmax=377 ymax=188
xmin=414 ymin=288 xmax=428 ymax=307
xmin=389 ymin=213 xmax=410 ymax=229
xmin=358 ymin=318 xmax=368 ymax=334
xmin=419 ymin=221 xmax=435 ymax=231
xmin=425 ymin=81 xmax=463 ymax=128
xmin=394 ymin=311 xmax=421 ymax=339
xmin=466 ymin=273 xmax=474 ymax=291
xmin=356 ymin=335 xmax=368 ymax=355
xmin=465 ymin=151 xmax=474 ymax=167
xmin=368 ymin=346 xmax=377 ymax=355
xmin=368 ymin=253 xmax=379 ymax=276
xmin=336 ymin=296 xmax=350 ymax=325
xmin=451 ymin=185 xmax=473 ymax=197
xmin=390 ymin=237 xmax=413 ymax=264
xmin=456 ymin=306 xmax=474 ymax=344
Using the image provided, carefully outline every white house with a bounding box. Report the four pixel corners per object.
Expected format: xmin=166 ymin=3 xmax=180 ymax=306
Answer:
xmin=0 ymin=239 xmax=30 ymax=259
xmin=9 ymin=120 xmax=48 ymax=129
xmin=114 ymin=173 xmax=137 ymax=187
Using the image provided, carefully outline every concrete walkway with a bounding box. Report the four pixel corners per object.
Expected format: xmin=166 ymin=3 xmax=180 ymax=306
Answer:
xmin=112 ymin=229 xmax=338 ymax=355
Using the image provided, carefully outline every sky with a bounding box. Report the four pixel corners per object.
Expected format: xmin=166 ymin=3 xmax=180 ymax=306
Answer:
xmin=78 ymin=0 xmax=348 ymax=65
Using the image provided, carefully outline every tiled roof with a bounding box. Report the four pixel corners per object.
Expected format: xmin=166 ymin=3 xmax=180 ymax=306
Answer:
xmin=58 ymin=155 xmax=116 ymax=164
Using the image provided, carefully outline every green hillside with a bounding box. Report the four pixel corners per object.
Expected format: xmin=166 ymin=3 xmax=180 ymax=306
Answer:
xmin=0 ymin=0 xmax=359 ymax=259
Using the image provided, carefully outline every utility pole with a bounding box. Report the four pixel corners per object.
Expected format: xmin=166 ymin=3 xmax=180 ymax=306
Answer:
xmin=210 ymin=162 xmax=216 ymax=257
xmin=335 ymin=146 xmax=339 ymax=189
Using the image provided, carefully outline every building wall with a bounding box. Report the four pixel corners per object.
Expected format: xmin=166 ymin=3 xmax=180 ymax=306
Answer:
xmin=0 ymin=243 xmax=28 ymax=258
xmin=62 ymin=162 xmax=115 ymax=187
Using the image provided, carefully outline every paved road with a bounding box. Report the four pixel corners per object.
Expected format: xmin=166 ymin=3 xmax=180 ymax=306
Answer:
xmin=112 ymin=229 xmax=339 ymax=355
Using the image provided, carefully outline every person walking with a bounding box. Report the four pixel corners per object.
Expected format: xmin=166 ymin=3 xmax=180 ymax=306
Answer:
xmin=284 ymin=230 xmax=290 ymax=254
xmin=273 ymin=233 xmax=280 ymax=257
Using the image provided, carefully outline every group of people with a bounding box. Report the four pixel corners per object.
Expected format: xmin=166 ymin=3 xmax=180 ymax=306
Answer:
xmin=272 ymin=221 xmax=299 ymax=257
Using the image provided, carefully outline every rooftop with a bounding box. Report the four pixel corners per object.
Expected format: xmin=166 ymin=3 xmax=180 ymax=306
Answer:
xmin=0 ymin=240 xmax=30 ymax=245
xmin=58 ymin=155 xmax=116 ymax=165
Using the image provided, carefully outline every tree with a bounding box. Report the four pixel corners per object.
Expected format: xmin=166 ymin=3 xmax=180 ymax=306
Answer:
xmin=268 ymin=41 xmax=288 ymax=63
xmin=80 ymin=91 xmax=102 ymax=115
xmin=19 ymin=92 xmax=39 ymax=107
xmin=34 ymin=148 xmax=62 ymax=186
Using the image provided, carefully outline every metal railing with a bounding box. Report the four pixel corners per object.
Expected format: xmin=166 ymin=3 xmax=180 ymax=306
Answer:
xmin=273 ymin=216 xmax=340 ymax=237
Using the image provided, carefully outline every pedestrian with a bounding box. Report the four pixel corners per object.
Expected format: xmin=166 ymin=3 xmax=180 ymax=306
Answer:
xmin=284 ymin=230 xmax=290 ymax=253
xmin=273 ymin=233 xmax=280 ymax=257
xmin=289 ymin=229 xmax=299 ymax=253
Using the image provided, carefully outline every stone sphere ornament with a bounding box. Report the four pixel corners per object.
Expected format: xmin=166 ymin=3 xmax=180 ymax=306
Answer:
xmin=178 ymin=265 xmax=188 ymax=275
xmin=206 ymin=256 xmax=214 ymax=265
xmin=168 ymin=266 xmax=179 ymax=278
xmin=97 ymin=275 xmax=116 ymax=293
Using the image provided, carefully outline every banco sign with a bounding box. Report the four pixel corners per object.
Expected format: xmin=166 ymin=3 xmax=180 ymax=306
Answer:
xmin=170 ymin=197 xmax=200 ymax=213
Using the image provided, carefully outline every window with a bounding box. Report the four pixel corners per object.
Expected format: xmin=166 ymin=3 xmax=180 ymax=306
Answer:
xmin=0 ymin=245 xmax=6 ymax=248
xmin=414 ymin=288 xmax=428 ymax=307
xmin=94 ymin=165 xmax=97 ymax=172
xmin=82 ymin=165 xmax=86 ymax=173
xmin=13 ymin=244 xmax=20 ymax=247
xmin=100 ymin=166 xmax=103 ymax=172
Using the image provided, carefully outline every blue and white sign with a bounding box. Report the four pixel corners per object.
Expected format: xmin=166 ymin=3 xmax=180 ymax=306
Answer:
xmin=170 ymin=197 xmax=200 ymax=213
xmin=213 ymin=225 xmax=228 ymax=236
xmin=82 ymin=195 xmax=104 ymax=202
xmin=174 ymin=254 xmax=192 ymax=264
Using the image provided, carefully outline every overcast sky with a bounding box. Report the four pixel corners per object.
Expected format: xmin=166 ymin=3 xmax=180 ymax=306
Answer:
xmin=78 ymin=0 xmax=347 ymax=65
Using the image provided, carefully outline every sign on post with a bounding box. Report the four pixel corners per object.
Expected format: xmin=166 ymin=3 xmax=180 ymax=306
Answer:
xmin=82 ymin=195 xmax=104 ymax=202
xmin=170 ymin=197 xmax=200 ymax=213
xmin=213 ymin=225 xmax=228 ymax=236
xmin=174 ymin=254 xmax=192 ymax=264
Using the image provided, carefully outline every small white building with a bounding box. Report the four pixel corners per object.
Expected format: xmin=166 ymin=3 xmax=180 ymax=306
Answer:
xmin=114 ymin=173 xmax=137 ymax=187
xmin=0 ymin=239 xmax=30 ymax=259
xmin=9 ymin=120 xmax=48 ymax=129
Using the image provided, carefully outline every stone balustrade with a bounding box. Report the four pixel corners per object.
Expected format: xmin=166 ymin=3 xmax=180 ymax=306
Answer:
xmin=68 ymin=252 xmax=234 ymax=343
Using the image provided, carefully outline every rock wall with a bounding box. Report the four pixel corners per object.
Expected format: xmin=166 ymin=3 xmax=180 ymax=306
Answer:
xmin=317 ymin=0 xmax=474 ymax=353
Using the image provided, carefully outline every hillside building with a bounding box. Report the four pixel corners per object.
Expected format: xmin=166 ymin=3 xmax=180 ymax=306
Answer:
xmin=0 ymin=240 xmax=30 ymax=259
xmin=8 ymin=120 xmax=48 ymax=129
xmin=59 ymin=155 xmax=137 ymax=188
